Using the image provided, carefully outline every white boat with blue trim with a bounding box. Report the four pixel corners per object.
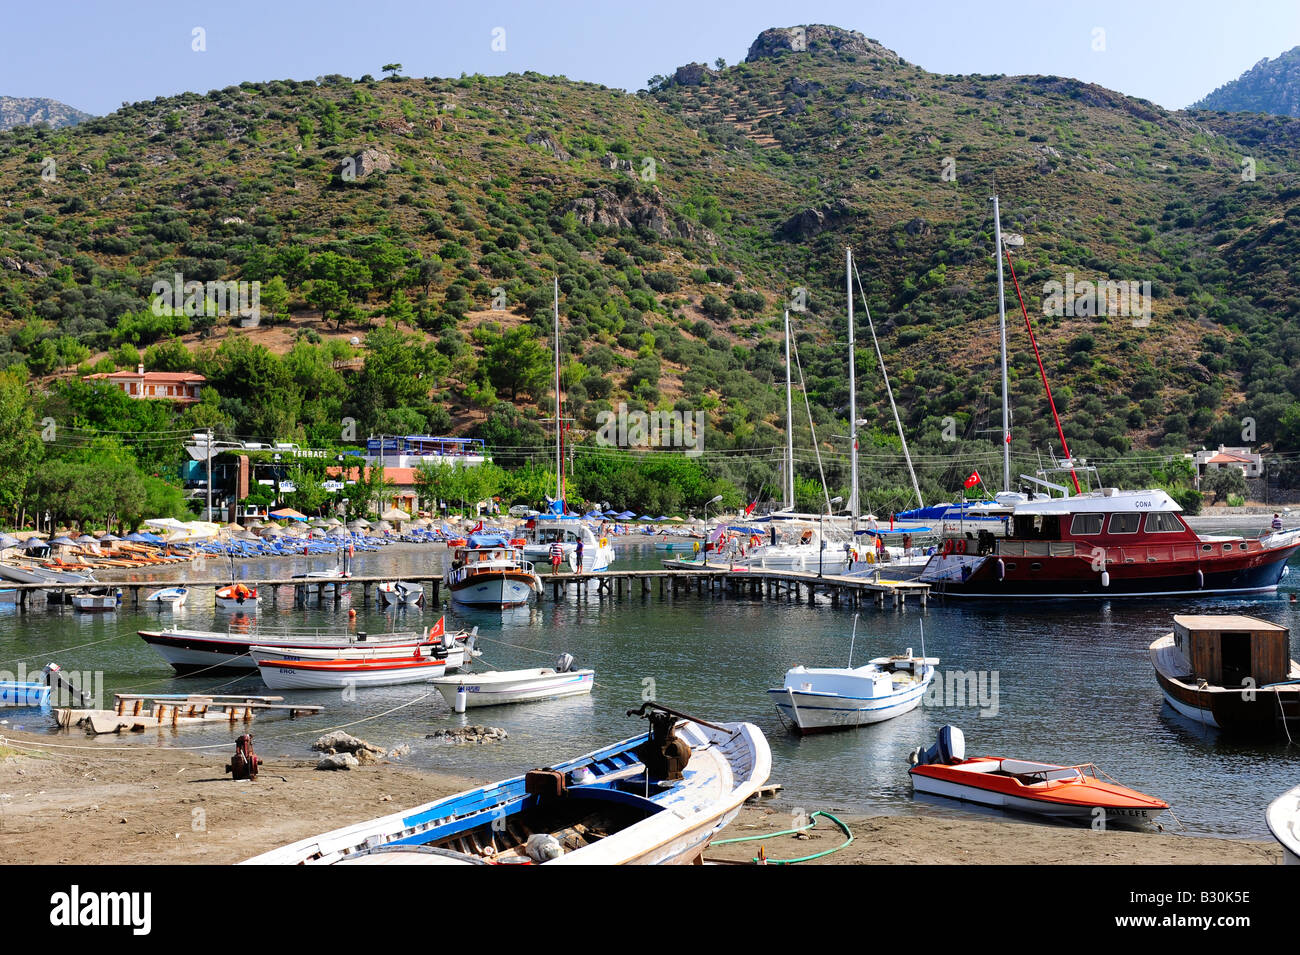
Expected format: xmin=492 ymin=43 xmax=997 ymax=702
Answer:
xmin=770 ymin=647 xmax=937 ymax=734
xmin=430 ymin=654 xmax=593 ymax=709
xmin=241 ymin=703 xmax=771 ymax=865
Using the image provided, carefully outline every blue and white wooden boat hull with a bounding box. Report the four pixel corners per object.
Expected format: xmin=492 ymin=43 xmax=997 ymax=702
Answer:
xmin=1267 ymin=784 xmax=1300 ymax=865
xmin=0 ymin=681 xmax=51 ymax=708
xmin=241 ymin=719 xmax=771 ymax=865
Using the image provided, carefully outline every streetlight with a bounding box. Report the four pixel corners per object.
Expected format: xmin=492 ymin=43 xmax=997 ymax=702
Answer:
xmin=703 ymin=495 xmax=723 ymax=566
xmin=819 ymin=496 xmax=843 ymax=578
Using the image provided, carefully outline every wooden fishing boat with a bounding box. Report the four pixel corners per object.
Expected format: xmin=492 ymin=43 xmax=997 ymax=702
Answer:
xmin=1150 ymin=614 xmax=1300 ymax=735
xmin=138 ymin=616 xmax=469 ymax=674
xmin=908 ymin=726 xmax=1168 ymax=827
xmin=1266 ymin=784 xmax=1300 ymax=865
xmin=71 ymin=589 xmax=120 ymax=612
xmin=215 ymin=583 xmax=259 ymax=612
xmin=256 ymin=653 xmax=448 ymax=690
xmin=770 ymin=648 xmax=937 ymax=734
xmin=445 ymin=534 xmax=542 ymax=609
xmin=241 ymin=703 xmax=770 ymax=865
xmin=430 ymin=654 xmax=594 ymax=709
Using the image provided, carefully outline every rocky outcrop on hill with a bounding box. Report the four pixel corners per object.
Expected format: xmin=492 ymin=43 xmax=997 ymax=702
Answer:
xmin=565 ymin=185 xmax=716 ymax=243
xmin=0 ymin=96 xmax=93 ymax=131
xmin=778 ymin=198 xmax=853 ymax=240
xmin=746 ymin=25 xmax=900 ymax=64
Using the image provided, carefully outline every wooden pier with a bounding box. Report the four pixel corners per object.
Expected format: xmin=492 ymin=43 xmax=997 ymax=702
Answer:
xmin=7 ymin=567 xmax=927 ymax=613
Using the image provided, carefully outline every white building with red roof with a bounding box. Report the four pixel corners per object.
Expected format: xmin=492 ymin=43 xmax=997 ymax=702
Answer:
xmin=1193 ymin=445 xmax=1262 ymax=481
xmin=83 ymin=364 xmax=205 ymax=403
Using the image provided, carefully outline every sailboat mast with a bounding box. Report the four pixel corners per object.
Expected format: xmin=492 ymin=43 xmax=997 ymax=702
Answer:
xmin=554 ymin=277 xmax=562 ymax=505
xmin=784 ymin=309 xmax=794 ymax=509
xmin=992 ymin=195 xmax=1011 ymax=493
xmin=847 ymin=248 xmax=858 ymax=532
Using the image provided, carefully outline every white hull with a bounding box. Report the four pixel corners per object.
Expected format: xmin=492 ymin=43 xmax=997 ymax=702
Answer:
xmin=910 ymin=773 xmax=1165 ymax=823
xmin=72 ymin=596 xmax=118 ymax=612
xmin=257 ymin=659 xmax=446 ymax=690
xmin=216 ymin=596 xmax=259 ymax=612
xmin=430 ymin=669 xmax=594 ymax=708
xmin=378 ymin=583 xmax=424 ymax=606
xmin=449 ymin=575 xmax=537 ymax=608
xmin=1267 ymin=784 xmax=1300 ymax=865
xmin=771 ymin=679 xmax=930 ymax=732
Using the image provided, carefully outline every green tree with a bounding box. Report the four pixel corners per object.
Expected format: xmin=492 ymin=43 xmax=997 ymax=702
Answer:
xmin=482 ymin=326 xmax=551 ymax=401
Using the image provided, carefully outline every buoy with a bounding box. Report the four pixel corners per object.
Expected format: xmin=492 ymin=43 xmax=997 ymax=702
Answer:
xmin=348 ymin=608 xmax=356 ymax=618
xmin=1100 ymin=570 xmax=1110 ymax=588
xmin=454 ymin=684 xmax=468 ymax=713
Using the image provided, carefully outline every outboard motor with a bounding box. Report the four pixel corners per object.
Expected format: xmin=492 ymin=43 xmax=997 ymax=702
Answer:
xmin=42 ymin=663 xmax=92 ymax=708
xmin=628 ymin=703 xmax=692 ymax=781
xmin=909 ymin=725 xmax=965 ymax=767
xmin=554 ymin=652 xmax=575 ymax=674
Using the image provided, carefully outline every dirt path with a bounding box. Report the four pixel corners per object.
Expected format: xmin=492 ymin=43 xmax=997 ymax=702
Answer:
xmin=0 ymin=730 xmax=1279 ymax=865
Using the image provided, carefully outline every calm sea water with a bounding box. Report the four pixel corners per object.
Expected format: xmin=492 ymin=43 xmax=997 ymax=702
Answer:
xmin=2 ymin=534 xmax=1297 ymax=839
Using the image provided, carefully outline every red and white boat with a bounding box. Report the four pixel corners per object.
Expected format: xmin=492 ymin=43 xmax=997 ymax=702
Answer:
xmin=256 ymin=653 xmax=448 ymax=690
xmin=919 ymin=488 xmax=1300 ymax=598
xmin=139 ymin=616 xmax=473 ymax=674
xmin=215 ymin=583 xmax=259 ymax=612
xmin=908 ymin=726 xmax=1169 ymax=826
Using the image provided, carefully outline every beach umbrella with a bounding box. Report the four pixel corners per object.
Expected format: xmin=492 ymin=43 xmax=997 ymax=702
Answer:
xmin=325 ymin=517 xmax=343 ymax=527
xmin=23 ymin=538 xmax=49 ymax=552
xmin=48 ymin=536 xmax=80 ymax=547
xmin=617 ymin=511 xmax=636 ymax=520
xmin=270 ymin=508 xmax=309 ymax=520
xmin=380 ymin=507 xmax=410 ymax=522
xmin=99 ymin=533 xmax=123 ymax=542
xmin=0 ymin=534 xmax=21 ymax=548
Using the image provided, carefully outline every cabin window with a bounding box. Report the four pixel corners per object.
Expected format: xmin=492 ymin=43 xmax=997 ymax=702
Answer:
xmin=1144 ymin=512 xmax=1184 ymax=534
xmin=1201 ymin=543 xmax=1214 ymax=552
xmin=1069 ymin=513 xmax=1104 ymax=536
xmin=1108 ymin=513 xmax=1140 ymax=535
xmin=1030 ymin=562 xmax=1042 ymax=572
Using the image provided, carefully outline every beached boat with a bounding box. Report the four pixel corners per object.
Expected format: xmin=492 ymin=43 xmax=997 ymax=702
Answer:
xmin=0 ymin=679 xmax=51 ymax=708
xmin=215 ymin=583 xmax=259 ymax=611
xmin=144 ymin=586 xmax=187 ymax=610
xmin=430 ymin=654 xmax=594 ymax=709
xmin=241 ymin=703 xmax=771 ymax=865
xmin=770 ymin=647 xmax=937 ymax=734
xmin=1149 ymin=614 xmax=1300 ymax=735
xmin=445 ymin=533 xmax=542 ymax=609
xmin=255 ymin=652 xmax=448 ymax=690
xmin=1266 ymin=784 xmax=1300 ymax=865
xmin=138 ymin=616 xmax=471 ymax=674
xmin=378 ymin=580 xmax=424 ymax=607
xmin=908 ymin=726 xmax=1169 ymax=826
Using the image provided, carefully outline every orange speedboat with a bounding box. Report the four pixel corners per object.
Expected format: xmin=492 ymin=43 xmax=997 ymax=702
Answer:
xmin=908 ymin=726 xmax=1169 ymax=827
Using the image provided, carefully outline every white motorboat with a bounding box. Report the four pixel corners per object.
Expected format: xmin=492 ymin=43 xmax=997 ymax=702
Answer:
xmin=1267 ymin=784 xmax=1300 ymax=865
xmin=378 ymin=580 xmax=424 ymax=607
xmin=144 ymin=586 xmax=188 ymax=610
xmin=770 ymin=646 xmax=937 ymax=734
xmin=241 ymin=703 xmax=771 ymax=865
xmin=430 ymin=654 xmax=594 ymax=709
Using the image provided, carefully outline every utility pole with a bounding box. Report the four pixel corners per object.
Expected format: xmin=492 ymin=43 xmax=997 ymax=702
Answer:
xmin=206 ymin=427 xmax=213 ymax=522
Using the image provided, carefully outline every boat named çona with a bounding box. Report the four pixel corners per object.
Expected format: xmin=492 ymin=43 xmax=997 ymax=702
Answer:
xmin=1149 ymin=614 xmax=1300 ymax=735
xmin=908 ymin=725 xmax=1169 ymax=827
xmin=241 ymin=703 xmax=770 ymax=865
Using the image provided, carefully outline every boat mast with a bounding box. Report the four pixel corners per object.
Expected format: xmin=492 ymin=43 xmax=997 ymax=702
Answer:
xmin=554 ymin=277 xmax=563 ymax=507
xmin=991 ymin=195 xmax=1011 ymax=493
xmin=847 ymin=248 xmax=859 ymax=533
xmin=784 ymin=309 xmax=795 ymax=510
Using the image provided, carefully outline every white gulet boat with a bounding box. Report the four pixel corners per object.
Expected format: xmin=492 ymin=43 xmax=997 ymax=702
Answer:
xmin=430 ymin=653 xmax=594 ymax=709
xmin=241 ymin=703 xmax=770 ymax=865
xmin=769 ymin=620 xmax=937 ymax=734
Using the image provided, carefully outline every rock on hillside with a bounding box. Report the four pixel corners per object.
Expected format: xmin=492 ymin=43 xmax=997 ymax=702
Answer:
xmin=746 ymin=25 xmax=901 ymax=63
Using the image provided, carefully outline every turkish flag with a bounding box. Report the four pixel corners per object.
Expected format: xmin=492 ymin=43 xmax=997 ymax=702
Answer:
xmin=427 ymin=616 xmax=445 ymax=641
xmin=963 ymin=470 xmax=981 ymax=489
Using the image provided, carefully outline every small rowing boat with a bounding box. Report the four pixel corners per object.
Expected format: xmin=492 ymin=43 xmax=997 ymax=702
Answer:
xmin=241 ymin=703 xmax=770 ymax=865
xmin=378 ymin=580 xmax=424 ymax=607
xmin=144 ymin=586 xmax=188 ymax=610
xmin=908 ymin=725 xmax=1169 ymax=827
xmin=430 ymin=654 xmax=593 ymax=710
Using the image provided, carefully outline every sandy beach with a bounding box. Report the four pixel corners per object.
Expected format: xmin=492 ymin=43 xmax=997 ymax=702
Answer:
xmin=0 ymin=728 xmax=1278 ymax=865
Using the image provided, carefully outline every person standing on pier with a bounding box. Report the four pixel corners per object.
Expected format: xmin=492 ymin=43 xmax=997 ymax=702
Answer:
xmin=550 ymin=540 xmax=564 ymax=573
xmin=575 ymin=536 xmax=585 ymax=573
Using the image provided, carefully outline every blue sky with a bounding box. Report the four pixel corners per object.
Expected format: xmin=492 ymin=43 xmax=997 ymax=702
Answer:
xmin=4 ymin=0 xmax=1298 ymax=115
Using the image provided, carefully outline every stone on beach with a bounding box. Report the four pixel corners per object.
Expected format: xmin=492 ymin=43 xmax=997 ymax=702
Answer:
xmin=312 ymin=731 xmax=386 ymax=757
xmin=316 ymin=753 xmax=359 ymax=771
xmin=425 ymin=725 xmax=508 ymax=744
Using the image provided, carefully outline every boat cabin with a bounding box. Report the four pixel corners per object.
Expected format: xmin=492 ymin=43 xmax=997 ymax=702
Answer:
xmin=1171 ymin=614 xmax=1291 ymax=688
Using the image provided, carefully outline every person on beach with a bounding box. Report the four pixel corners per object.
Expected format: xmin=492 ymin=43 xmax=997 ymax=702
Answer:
xmin=575 ymin=537 xmax=584 ymax=572
xmin=550 ymin=540 xmax=564 ymax=572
